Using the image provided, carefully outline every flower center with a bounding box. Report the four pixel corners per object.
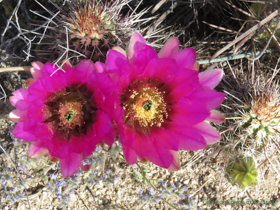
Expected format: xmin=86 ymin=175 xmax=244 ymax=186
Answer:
xmin=43 ymin=84 xmax=97 ymax=139
xmin=142 ymin=100 xmax=152 ymax=111
xmin=120 ymin=80 xmax=168 ymax=132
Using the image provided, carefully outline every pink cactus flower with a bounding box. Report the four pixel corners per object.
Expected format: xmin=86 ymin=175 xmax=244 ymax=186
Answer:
xmin=105 ymin=32 xmax=226 ymax=171
xmin=9 ymin=60 xmax=117 ymax=177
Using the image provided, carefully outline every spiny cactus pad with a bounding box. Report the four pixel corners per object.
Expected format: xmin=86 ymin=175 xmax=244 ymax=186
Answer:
xmin=225 ymin=156 xmax=258 ymax=190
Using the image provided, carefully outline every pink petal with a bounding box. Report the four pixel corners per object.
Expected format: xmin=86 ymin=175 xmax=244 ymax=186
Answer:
xmin=123 ymin=146 xmax=137 ymax=165
xmin=206 ymin=110 xmax=225 ymax=124
xmin=27 ymin=142 xmax=48 ymax=158
xmin=146 ymin=143 xmax=173 ymax=168
xmin=59 ymin=152 xmax=82 ymax=178
xmin=193 ymin=122 xmax=221 ymax=145
xmin=48 ymin=71 xmax=68 ymax=91
xmin=35 ymin=123 xmax=54 ymax=142
xmin=105 ymin=50 xmax=130 ymax=75
xmin=128 ymin=32 xmax=146 ymax=61
xmin=169 ymin=101 xmax=210 ymax=126
xmin=93 ymin=88 xmax=105 ymax=108
xmin=31 ymin=61 xmax=44 ymax=79
xmin=165 ymin=122 xmax=207 ymax=150
xmin=187 ymin=87 xmax=226 ymax=110
xmin=100 ymin=127 xmax=116 ymax=146
xmin=87 ymin=72 xmax=115 ymax=95
xmin=165 ymin=69 xmax=199 ymax=101
xmin=158 ymin=37 xmax=179 ymax=58
xmin=86 ymin=135 xmax=103 ymax=156
xmin=94 ymin=61 xmax=105 ymax=73
xmin=27 ymin=101 xmax=45 ymax=125
xmin=122 ymin=127 xmax=154 ymax=159
xmin=47 ymin=134 xmax=69 ymax=159
xmin=28 ymin=78 xmax=50 ymax=100
xmin=131 ymin=45 xmax=158 ymax=74
xmin=112 ymin=46 xmax=127 ymax=57
xmin=94 ymin=111 xmax=112 ymax=137
xmin=10 ymin=89 xmax=30 ymax=111
xmin=8 ymin=109 xmax=27 ymax=123
xmin=43 ymin=63 xmax=59 ymax=75
xmin=65 ymin=67 xmax=89 ymax=86
xmin=172 ymin=48 xmax=196 ymax=69
xmin=12 ymin=121 xmax=37 ymax=141
xmin=142 ymin=58 xmax=177 ymax=82
xmin=168 ymin=150 xmax=181 ymax=172
xmin=26 ymin=78 xmax=35 ymax=87
xmin=150 ymin=127 xmax=179 ymax=150
xmin=199 ymin=69 xmax=224 ymax=89
xmin=68 ymin=129 xmax=95 ymax=155
xmin=76 ymin=59 xmax=96 ymax=73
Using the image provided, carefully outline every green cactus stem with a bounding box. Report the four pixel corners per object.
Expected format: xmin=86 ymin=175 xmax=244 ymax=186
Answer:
xmin=225 ymin=156 xmax=258 ymax=190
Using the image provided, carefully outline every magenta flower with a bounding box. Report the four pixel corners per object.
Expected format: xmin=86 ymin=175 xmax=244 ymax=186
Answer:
xmin=105 ymin=32 xmax=226 ymax=171
xmin=9 ymin=60 xmax=117 ymax=177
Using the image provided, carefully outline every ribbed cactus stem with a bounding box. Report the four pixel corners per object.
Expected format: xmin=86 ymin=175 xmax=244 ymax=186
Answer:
xmin=225 ymin=156 xmax=258 ymax=190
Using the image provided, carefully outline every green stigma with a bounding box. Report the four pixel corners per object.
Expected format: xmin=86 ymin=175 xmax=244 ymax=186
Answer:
xmin=142 ymin=100 xmax=152 ymax=111
xmin=63 ymin=110 xmax=74 ymax=123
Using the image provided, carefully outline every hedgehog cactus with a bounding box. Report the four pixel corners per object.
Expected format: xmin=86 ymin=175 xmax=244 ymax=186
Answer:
xmin=225 ymin=156 xmax=258 ymax=190
xmin=57 ymin=0 xmax=115 ymax=61
xmin=35 ymin=0 xmax=154 ymax=63
xmin=239 ymin=94 xmax=280 ymax=144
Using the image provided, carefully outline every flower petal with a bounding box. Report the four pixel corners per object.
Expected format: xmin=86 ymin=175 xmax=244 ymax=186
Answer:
xmin=12 ymin=121 xmax=37 ymax=141
xmin=193 ymin=122 xmax=221 ymax=145
xmin=47 ymin=134 xmax=69 ymax=158
xmin=150 ymin=127 xmax=179 ymax=150
xmin=158 ymin=37 xmax=179 ymax=58
xmin=94 ymin=111 xmax=112 ymax=137
xmin=123 ymin=127 xmax=154 ymax=159
xmin=131 ymin=45 xmax=158 ymax=74
xmin=68 ymin=128 xmax=95 ymax=155
xmin=169 ymin=100 xmax=210 ymax=126
xmin=105 ymin=50 xmax=130 ymax=76
xmin=172 ymin=48 xmax=196 ymax=69
xmin=100 ymin=127 xmax=116 ymax=146
xmin=10 ymin=89 xmax=30 ymax=111
xmin=146 ymin=143 xmax=173 ymax=168
xmin=27 ymin=142 xmax=48 ymax=158
xmin=43 ymin=63 xmax=59 ymax=75
xmin=76 ymin=59 xmax=96 ymax=72
xmin=199 ymin=69 xmax=224 ymax=89
xmin=123 ymin=146 xmax=137 ymax=165
xmin=112 ymin=46 xmax=127 ymax=57
xmin=166 ymin=69 xmax=199 ymax=101
xmin=128 ymin=31 xmax=146 ymax=61
xmin=31 ymin=61 xmax=44 ymax=79
xmin=206 ymin=110 xmax=225 ymax=124
xmin=168 ymin=150 xmax=181 ymax=172
xmin=187 ymin=87 xmax=226 ymax=110
xmin=94 ymin=61 xmax=105 ymax=73
xmin=60 ymin=152 xmax=82 ymax=178
xmin=65 ymin=67 xmax=89 ymax=86
xmin=165 ymin=122 xmax=207 ymax=150
xmin=8 ymin=109 xmax=27 ymax=123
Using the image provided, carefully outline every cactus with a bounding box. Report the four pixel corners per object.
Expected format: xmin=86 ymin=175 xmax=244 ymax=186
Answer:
xmin=225 ymin=156 xmax=258 ymax=190
xmin=239 ymin=94 xmax=280 ymax=145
